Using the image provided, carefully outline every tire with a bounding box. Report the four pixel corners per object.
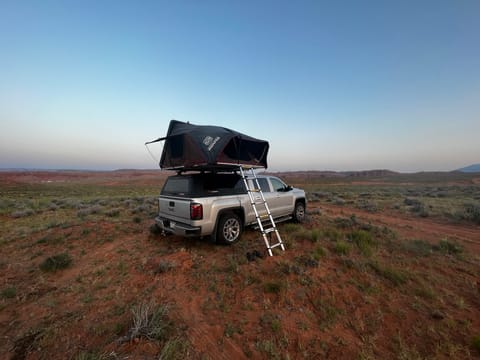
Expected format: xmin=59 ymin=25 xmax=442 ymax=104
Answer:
xmin=293 ymin=201 xmax=306 ymax=223
xmin=216 ymin=212 xmax=243 ymax=244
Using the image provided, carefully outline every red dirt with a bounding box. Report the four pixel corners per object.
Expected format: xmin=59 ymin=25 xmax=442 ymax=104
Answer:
xmin=1 ymin=171 xmax=480 ymax=359
xmin=318 ymin=203 xmax=480 ymax=252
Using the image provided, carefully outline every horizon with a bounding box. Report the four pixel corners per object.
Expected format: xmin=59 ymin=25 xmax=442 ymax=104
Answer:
xmin=0 ymin=164 xmax=478 ymax=174
xmin=1 ymin=1 xmax=479 ymax=172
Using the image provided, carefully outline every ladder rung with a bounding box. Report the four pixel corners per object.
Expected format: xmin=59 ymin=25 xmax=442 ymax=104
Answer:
xmin=270 ymin=242 xmax=283 ymax=249
xmin=258 ymin=214 xmax=270 ymax=219
xmin=263 ymin=228 xmax=275 ymax=234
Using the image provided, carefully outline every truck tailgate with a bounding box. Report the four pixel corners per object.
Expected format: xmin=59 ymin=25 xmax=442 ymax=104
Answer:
xmin=159 ymin=197 xmax=192 ymax=222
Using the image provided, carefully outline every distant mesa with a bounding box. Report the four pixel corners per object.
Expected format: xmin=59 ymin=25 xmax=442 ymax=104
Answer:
xmin=268 ymin=169 xmax=398 ymax=178
xmin=456 ymin=163 xmax=480 ymax=173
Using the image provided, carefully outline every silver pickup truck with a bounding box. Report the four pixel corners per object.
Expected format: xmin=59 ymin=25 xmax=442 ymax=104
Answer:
xmin=154 ymin=171 xmax=306 ymax=244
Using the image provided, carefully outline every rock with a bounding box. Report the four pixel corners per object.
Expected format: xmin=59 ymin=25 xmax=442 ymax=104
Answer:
xmin=431 ymin=310 xmax=445 ymax=320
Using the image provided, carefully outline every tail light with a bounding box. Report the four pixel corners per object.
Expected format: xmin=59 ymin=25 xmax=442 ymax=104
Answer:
xmin=190 ymin=203 xmax=203 ymax=220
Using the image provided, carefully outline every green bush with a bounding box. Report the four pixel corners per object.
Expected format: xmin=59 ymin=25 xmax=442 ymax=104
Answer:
xmin=40 ymin=253 xmax=72 ymax=272
xmin=1 ymin=287 xmax=16 ymax=299
xmin=312 ymin=245 xmax=327 ymax=260
xmin=321 ymin=228 xmax=342 ymax=242
xmin=472 ymin=336 xmax=480 ymax=353
xmin=334 ymin=216 xmax=356 ymax=229
xmin=160 ymin=336 xmax=191 ymax=360
xmin=105 ymin=208 xmax=121 ymax=217
xmin=11 ymin=209 xmax=35 ymax=218
xmin=403 ymin=239 xmax=433 ymax=256
xmin=436 ymin=239 xmax=463 ymax=255
xmin=368 ymin=261 xmax=408 ymax=286
xmin=348 ymin=230 xmax=376 ymax=256
xmin=309 ymin=229 xmax=321 ymax=242
xmin=263 ymin=281 xmax=285 ymax=294
xmin=333 ymin=241 xmax=350 ymax=255
xmin=463 ymin=203 xmax=480 ymax=224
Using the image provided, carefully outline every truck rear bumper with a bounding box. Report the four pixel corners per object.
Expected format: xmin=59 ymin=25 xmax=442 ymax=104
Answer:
xmin=155 ymin=216 xmax=201 ymax=237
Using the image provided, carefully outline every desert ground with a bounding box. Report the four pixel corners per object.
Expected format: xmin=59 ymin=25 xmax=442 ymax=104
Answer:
xmin=1 ymin=169 xmax=479 ymax=359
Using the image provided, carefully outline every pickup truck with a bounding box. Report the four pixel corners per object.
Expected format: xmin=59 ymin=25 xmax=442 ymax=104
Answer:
xmin=154 ymin=171 xmax=306 ymax=244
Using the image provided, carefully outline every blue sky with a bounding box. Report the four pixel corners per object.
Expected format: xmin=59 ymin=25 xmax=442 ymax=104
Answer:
xmin=1 ymin=0 xmax=479 ymax=171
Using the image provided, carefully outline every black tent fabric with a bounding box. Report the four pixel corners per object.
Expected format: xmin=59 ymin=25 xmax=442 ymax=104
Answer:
xmin=146 ymin=120 xmax=269 ymax=170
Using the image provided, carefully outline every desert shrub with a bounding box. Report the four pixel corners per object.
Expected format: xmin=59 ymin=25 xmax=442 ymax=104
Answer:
xmin=263 ymin=281 xmax=285 ymax=294
xmin=278 ymin=261 xmax=303 ymax=275
xmin=333 ymin=241 xmax=350 ymax=255
xmin=411 ymin=203 xmax=428 ymax=217
xmin=357 ymin=199 xmax=378 ymax=212
xmin=403 ymin=239 xmax=433 ymax=256
xmin=105 ymin=208 xmax=121 ymax=217
xmin=1 ymin=287 xmax=16 ymax=299
xmin=308 ymin=229 xmax=321 ymax=242
xmin=295 ymin=255 xmax=319 ymax=268
xmin=133 ymin=216 xmax=142 ymax=223
xmin=154 ymin=260 xmax=177 ymax=274
xmin=462 ymin=203 xmax=480 ymax=224
xmin=414 ymin=283 xmax=436 ymax=300
xmin=48 ymin=203 xmax=59 ymax=211
xmin=472 ymin=336 xmax=480 ymax=353
xmin=282 ymin=223 xmax=302 ymax=234
xmin=367 ymin=261 xmax=408 ymax=286
xmin=77 ymin=205 xmax=102 ymax=218
xmin=131 ymin=205 xmax=149 ymax=214
xmin=312 ymin=245 xmax=327 ymax=260
xmin=348 ymin=230 xmax=377 ymax=256
xmin=63 ymin=198 xmax=84 ymax=209
xmin=11 ymin=209 xmax=35 ymax=218
xmin=435 ymin=239 xmax=463 ymax=255
xmin=404 ymin=198 xmax=429 ymax=217
xmin=312 ymin=297 xmax=343 ymax=329
xmin=334 ymin=215 xmax=357 ymax=229
xmin=75 ymin=352 xmax=109 ymax=360
xmin=39 ymin=253 xmax=72 ymax=272
xmin=308 ymin=208 xmax=321 ymax=215
xmin=404 ymin=198 xmax=422 ymax=206
xmin=149 ymin=223 xmax=163 ymax=235
xmin=123 ymin=199 xmax=135 ymax=208
xmin=159 ymin=336 xmax=191 ymax=360
xmin=259 ymin=312 xmax=282 ymax=334
xmin=127 ymin=302 xmax=172 ymax=341
xmin=322 ymin=228 xmax=342 ymax=241
xmin=0 ymin=199 xmax=9 ymax=210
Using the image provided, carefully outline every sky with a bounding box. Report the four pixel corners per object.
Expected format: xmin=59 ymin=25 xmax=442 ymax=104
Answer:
xmin=1 ymin=0 xmax=479 ymax=172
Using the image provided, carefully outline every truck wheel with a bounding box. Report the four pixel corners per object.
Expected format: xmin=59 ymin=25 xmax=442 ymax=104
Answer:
xmin=293 ymin=201 xmax=306 ymax=223
xmin=217 ymin=213 xmax=242 ymax=244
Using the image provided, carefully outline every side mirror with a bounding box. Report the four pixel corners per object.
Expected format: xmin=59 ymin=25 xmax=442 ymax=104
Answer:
xmin=285 ymin=185 xmax=293 ymax=192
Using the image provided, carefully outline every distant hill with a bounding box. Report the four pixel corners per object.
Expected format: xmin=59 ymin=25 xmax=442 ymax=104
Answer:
xmin=267 ymin=169 xmax=398 ymax=178
xmin=456 ymin=164 xmax=480 ymax=173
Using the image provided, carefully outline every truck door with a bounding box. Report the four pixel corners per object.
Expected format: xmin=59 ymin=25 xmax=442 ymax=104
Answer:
xmin=268 ymin=177 xmax=293 ymax=217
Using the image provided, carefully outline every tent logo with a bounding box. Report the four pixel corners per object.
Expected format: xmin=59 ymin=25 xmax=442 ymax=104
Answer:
xmin=203 ymin=136 xmax=220 ymax=151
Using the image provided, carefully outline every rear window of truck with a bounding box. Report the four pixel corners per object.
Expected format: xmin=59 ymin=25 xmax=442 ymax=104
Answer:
xmin=161 ymin=173 xmax=245 ymax=197
xmin=162 ymin=177 xmax=190 ymax=196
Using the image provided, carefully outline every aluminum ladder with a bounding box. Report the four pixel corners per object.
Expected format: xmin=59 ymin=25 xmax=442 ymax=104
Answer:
xmin=239 ymin=167 xmax=285 ymax=256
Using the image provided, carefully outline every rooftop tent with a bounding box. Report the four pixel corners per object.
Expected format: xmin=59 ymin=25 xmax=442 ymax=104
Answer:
xmin=146 ymin=120 xmax=269 ymax=170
